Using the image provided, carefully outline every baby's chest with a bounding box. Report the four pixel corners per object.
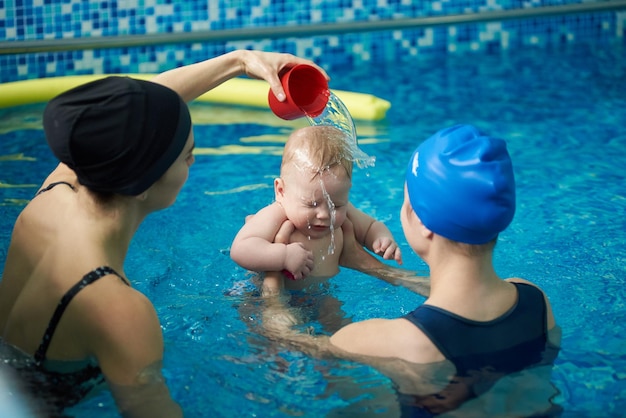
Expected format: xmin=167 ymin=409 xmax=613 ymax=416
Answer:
xmin=292 ymin=230 xmax=343 ymax=277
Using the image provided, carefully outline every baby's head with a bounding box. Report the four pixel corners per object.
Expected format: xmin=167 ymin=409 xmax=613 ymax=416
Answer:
xmin=280 ymin=125 xmax=353 ymax=180
xmin=276 ymin=126 xmax=354 ymax=237
xmin=403 ymin=124 xmax=516 ymax=246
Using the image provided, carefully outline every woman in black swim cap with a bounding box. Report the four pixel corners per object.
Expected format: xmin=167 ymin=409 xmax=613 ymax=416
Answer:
xmin=0 ymin=50 xmax=328 ymax=417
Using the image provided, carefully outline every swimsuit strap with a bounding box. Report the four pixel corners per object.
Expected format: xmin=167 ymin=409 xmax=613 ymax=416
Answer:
xmin=35 ymin=181 xmax=75 ymax=197
xmin=34 ymin=266 xmax=128 ymax=365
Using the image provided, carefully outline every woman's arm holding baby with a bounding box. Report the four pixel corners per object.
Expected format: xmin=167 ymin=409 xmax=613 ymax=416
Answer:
xmin=340 ymin=216 xmax=430 ymax=297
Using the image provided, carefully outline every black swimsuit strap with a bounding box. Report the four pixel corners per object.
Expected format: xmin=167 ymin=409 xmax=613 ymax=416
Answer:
xmin=35 ymin=181 xmax=75 ymax=197
xmin=34 ymin=266 xmax=128 ymax=365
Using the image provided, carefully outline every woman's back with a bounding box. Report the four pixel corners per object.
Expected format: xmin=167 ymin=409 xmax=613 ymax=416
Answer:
xmin=0 ymin=172 xmax=130 ymax=413
xmin=1 ymin=169 xmax=119 ymax=353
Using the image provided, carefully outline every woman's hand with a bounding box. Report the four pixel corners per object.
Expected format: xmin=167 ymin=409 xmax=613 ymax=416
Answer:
xmin=153 ymin=50 xmax=328 ymax=103
xmin=236 ymin=50 xmax=329 ymax=103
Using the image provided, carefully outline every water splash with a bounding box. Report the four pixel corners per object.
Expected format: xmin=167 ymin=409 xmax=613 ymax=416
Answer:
xmin=307 ymin=92 xmax=376 ymax=169
xmin=318 ymin=174 xmax=337 ymax=255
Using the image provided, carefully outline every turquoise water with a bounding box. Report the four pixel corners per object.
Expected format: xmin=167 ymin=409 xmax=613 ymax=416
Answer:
xmin=1 ymin=42 xmax=625 ymax=417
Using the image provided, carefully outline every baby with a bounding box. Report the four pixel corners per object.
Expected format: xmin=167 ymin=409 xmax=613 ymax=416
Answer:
xmin=230 ymin=125 xmax=403 ymax=296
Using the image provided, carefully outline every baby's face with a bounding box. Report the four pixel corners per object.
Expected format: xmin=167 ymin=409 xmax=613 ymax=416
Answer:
xmin=280 ymin=165 xmax=351 ymax=239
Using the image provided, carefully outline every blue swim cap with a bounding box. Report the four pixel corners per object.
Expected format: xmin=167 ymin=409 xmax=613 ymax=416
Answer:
xmin=405 ymin=124 xmax=515 ymax=244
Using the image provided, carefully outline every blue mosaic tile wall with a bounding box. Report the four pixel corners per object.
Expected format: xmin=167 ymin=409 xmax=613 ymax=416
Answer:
xmin=0 ymin=0 xmax=624 ymax=82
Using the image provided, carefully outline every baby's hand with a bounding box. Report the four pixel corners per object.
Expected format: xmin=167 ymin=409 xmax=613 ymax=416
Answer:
xmin=284 ymin=243 xmax=314 ymax=280
xmin=373 ymin=237 xmax=403 ymax=265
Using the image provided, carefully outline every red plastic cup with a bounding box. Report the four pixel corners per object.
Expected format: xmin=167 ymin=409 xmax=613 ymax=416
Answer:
xmin=268 ymin=64 xmax=329 ymax=120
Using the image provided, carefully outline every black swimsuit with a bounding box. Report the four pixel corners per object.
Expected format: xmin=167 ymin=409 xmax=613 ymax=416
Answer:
xmin=0 ymin=182 xmax=129 ymax=416
xmin=35 ymin=180 xmax=75 ymax=196
xmin=1 ymin=266 xmax=129 ymax=416
xmin=34 ymin=266 xmax=128 ymax=365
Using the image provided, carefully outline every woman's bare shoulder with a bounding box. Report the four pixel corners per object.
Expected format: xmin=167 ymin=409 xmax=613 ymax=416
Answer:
xmin=40 ymin=163 xmax=78 ymax=188
xmin=71 ymin=278 xmax=163 ymax=375
xmin=75 ymin=279 xmax=157 ymax=333
xmin=330 ymin=317 xmax=445 ymax=364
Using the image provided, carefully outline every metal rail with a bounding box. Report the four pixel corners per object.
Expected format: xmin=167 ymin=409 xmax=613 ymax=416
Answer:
xmin=1 ymin=1 xmax=625 ymax=55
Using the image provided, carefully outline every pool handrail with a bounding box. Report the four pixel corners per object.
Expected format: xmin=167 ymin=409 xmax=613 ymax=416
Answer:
xmin=1 ymin=1 xmax=625 ymax=55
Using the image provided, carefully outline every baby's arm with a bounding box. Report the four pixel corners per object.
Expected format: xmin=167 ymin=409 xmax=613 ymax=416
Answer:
xmin=346 ymin=204 xmax=402 ymax=264
xmin=230 ymin=203 xmax=314 ymax=280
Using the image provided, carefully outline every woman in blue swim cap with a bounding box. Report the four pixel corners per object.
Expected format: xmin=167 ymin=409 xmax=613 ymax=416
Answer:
xmin=270 ymin=124 xmax=561 ymax=416
xmin=332 ymin=124 xmax=560 ymax=413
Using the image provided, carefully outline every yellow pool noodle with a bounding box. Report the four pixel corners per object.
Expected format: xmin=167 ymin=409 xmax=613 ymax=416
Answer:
xmin=0 ymin=74 xmax=390 ymax=121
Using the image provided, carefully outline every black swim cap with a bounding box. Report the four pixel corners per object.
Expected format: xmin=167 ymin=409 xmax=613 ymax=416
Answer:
xmin=43 ymin=76 xmax=191 ymax=195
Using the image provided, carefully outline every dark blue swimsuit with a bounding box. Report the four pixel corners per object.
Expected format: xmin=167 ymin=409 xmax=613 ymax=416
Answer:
xmin=398 ymin=282 xmax=560 ymax=417
xmin=404 ymin=282 xmax=548 ymax=376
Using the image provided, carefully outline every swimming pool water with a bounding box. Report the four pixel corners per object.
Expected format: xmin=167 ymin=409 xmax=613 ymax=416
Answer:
xmin=1 ymin=41 xmax=625 ymax=417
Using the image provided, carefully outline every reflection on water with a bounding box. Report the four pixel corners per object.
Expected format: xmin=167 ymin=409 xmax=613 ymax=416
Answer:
xmin=393 ymin=361 xmax=563 ymax=418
